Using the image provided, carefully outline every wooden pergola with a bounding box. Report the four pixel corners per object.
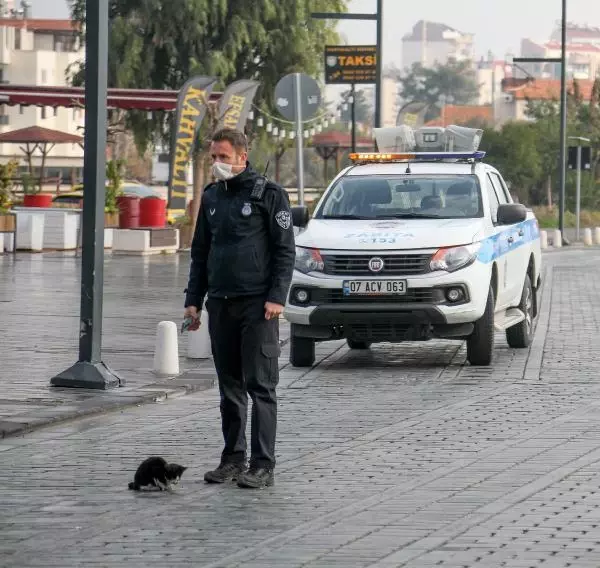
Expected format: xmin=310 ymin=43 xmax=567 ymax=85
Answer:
xmin=0 ymin=125 xmax=84 ymax=189
xmin=311 ymin=131 xmax=375 ymax=186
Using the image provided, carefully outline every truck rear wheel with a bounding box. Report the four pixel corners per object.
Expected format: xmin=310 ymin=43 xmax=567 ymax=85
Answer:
xmin=466 ymin=286 xmax=495 ymax=366
xmin=290 ymin=336 xmax=315 ymax=367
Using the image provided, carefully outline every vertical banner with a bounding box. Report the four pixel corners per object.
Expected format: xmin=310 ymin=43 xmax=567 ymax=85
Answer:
xmin=168 ymin=75 xmax=217 ymax=214
xmin=396 ymin=101 xmax=430 ymax=129
xmin=215 ymin=79 xmax=260 ymax=131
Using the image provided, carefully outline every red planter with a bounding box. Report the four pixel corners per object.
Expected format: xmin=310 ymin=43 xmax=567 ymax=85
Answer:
xmin=139 ymin=196 xmax=166 ymax=228
xmin=23 ymin=193 xmax=53 ymax=208
xmin=117 ymin=195 xmax=140 ymax=228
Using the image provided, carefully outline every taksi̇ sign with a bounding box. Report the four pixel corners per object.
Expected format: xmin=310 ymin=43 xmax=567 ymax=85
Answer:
xmin=324 ymin=45 xmax=377 ymax=84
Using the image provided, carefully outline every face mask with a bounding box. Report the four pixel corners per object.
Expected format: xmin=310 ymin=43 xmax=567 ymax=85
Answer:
xmin=212 ymin=161 xmax=235 ymax=181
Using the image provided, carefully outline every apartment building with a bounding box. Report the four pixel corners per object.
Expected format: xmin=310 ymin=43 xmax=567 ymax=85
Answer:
xmin=495 ymin=78 xmax=596 ymax=126
xmin=401 ymin=20 xmax=475 ymax=71
xmin=476 ymin=56 xmax=513 ymax=107
xmin=0 ymin=13 xmax=85 ymax=180
xmin=520 ymin=24 xmax=600 ymax=81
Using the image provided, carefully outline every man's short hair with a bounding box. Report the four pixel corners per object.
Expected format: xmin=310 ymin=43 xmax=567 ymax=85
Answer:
xmin=211 ymin=128 xmax=248 ymax=153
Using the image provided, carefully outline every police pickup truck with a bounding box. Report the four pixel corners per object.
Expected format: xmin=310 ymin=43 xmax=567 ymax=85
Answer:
xmin=285 ymin=124 xmax=542 ymax=368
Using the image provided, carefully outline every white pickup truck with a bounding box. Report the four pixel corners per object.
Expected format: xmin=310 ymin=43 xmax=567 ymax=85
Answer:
xmin=285 ymin=124 xmax=543 ymax=368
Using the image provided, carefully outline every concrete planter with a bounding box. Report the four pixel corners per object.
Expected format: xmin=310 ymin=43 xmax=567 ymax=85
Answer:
xmin=14 ymin=209 xmax=45 ymax=251
xmin=42 ymin=209 xmax=80 ymax=250
xmin=104 ymin=212 xmax=119 ymax=228
xmin=0 ymin=212 xmax=16 ymax=254
xmin=0 ymin=212 xmax=16 ymax=233
xmin=113 ymin=228 xmax=180 ymax=255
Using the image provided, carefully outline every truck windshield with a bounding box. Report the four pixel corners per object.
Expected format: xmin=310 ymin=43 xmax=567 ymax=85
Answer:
xmin=315 ymin=174 xmax=484 ymax=220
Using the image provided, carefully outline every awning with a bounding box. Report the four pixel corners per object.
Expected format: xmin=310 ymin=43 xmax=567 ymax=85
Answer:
xmin=0 ymin=84 xmax=223 ymax=111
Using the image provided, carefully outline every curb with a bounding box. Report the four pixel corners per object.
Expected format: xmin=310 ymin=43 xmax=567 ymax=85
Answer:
xmin=1 ymin=336 xmax=292 ymax=441
xmin=0 ymin=376 xmax=216 ymax=440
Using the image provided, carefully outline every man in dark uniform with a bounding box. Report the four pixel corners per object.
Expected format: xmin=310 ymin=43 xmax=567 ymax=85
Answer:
xmin=183 ymin=128 xmax=295 ymax=489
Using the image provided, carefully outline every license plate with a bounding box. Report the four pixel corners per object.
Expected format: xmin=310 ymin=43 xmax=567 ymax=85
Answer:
xmin=342 ymin=279 xmax=407 ymax=296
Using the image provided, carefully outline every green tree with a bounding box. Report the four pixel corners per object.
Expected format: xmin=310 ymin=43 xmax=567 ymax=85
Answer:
xmin=481 ymin=122 xmax=542 ymax=205
xmin=339 ymin=88 xmax=372 ymax=124
xmin=574 ymin=77 xmax=600 ymax=181
xmin=524 ymin=79 xmax=593 ymax=208
xmin=68 ymin=0 xmax=346 ymax=152
xmin=392 ymin=58 xmax=480 ymax=122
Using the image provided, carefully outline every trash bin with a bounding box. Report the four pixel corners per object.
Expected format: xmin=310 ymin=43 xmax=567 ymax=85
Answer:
xmin=139 ymin=196 xmax=166 ymax=228
xmin=117 ymin=195 xmax=140 ymax=228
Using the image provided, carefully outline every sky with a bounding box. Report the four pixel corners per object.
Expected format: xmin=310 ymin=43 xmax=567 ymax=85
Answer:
xmin=29 ymin=0 xmax=600 ymax=67
xmin=27 ymin=0 xmax=600 ymax=104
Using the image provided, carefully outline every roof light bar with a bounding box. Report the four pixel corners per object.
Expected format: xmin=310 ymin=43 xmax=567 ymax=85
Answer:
xmin=373 ymin=124 xmax=484 ymax=153
xmin=349 ymin=151 xmax=486 ymax=163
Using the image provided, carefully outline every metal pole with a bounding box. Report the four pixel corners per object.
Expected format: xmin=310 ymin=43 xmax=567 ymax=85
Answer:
xmin=558 ymin=0 xmax=567 ymax=241
xmin=576 ymin=145 xmax=581 ymax=241
xmin=50 ymin=0 xmax=122 ymax=389
xmin=294 ymin=72 xmax=305 ymax=206
xmin=351 ymin=83 xmax=356 ymax=153
xmin=375 ymin=0 xmax=383 ymax=128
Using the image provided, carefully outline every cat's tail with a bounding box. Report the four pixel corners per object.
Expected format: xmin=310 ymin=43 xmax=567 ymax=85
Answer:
xmin=128 ymin=482 xmax=139 ymax=490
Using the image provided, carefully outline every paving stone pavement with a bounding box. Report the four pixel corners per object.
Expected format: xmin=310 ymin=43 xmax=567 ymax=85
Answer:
xmin=3 ymin=248 xmax=600 ymax=567
xmin=0 ymin=251 xmax=297 ymax=438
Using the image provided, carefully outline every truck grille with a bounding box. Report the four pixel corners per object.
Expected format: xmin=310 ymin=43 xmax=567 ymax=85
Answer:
xmin=321 ymin=253 xmax=432 ymax=276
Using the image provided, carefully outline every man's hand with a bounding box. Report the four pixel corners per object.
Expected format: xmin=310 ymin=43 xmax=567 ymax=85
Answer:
xmin=183 ymin=305 xmax=201 ymax=331
xmin=264 ymin=301 xmax=284 ymax=320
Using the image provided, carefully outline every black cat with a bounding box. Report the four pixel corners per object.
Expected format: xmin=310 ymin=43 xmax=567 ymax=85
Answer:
xmin=128 ymin=456 xmax=187 ymax=491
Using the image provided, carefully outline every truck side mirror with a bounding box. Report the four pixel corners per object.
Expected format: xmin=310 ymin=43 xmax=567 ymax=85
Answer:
xmin=497 ymin=203 xmax=527 ymax=225
xmin=291 ymin=206 xmax=309 ymax=228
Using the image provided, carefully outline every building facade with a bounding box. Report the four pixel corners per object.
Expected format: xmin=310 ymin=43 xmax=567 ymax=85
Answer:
xmin=402 ymin=20 xmax=475 ymax=71
xmin=520 ymin=24 xmax=600 ymax=81
xmin=0 ymin=15 xmax=85 ymax=181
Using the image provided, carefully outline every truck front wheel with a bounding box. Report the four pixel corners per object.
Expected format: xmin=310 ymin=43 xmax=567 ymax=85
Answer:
xmin=289 ymin=336 xmax=315 ymax=367
xmin=466 ymin=285 xmax=495 ymax=366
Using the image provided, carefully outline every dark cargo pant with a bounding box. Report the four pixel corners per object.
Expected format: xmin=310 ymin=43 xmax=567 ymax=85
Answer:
xmin=205 ymin=295 xmax=280 ymax=469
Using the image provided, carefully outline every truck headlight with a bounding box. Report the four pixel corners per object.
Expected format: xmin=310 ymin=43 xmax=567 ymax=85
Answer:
xmin=430 ymin=243 xmax=481 ymax=273
xmin=295 ymin=246 xmax=325 ymax=274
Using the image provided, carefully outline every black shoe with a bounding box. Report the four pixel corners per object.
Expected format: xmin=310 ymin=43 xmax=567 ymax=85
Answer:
xmin=204 ymin=462 xmax=247 ymax=484
xmin=237 ymin=466 xmax=274 ymax=489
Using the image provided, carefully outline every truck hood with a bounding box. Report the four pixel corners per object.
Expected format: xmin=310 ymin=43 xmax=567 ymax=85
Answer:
xmin=295 ymin=218 xmax=485 ymax=250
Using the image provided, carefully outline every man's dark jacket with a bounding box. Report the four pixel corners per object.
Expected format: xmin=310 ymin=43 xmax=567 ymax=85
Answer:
xmin=184 ymin=164 xmax=296 ymax=309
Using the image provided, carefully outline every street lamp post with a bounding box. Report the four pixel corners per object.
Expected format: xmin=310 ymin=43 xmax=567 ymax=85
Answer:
xmin=50 ymin=0 xmax=123 ymax=389
xmin=311 ymin=0 xmax=383 ymax=127
xmin=512 ymin=0 xmax=568 ymax=244
xmin=568 ymin=136 xmax=591 ymax=241
xmin=340 ymin=86 xmax=357 ymax=152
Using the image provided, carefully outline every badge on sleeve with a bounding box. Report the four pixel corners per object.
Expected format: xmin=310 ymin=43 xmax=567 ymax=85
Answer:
xmin=241 ymin=202 xmax=252 ymax=217
xmin=275 ymin=210 xmax=291 ymax=229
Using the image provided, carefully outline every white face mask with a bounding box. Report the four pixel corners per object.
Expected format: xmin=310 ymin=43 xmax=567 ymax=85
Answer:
xmin=212 ymin=161 xmax=236 ymax=181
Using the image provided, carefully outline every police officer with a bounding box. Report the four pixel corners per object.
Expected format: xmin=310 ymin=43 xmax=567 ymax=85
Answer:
xmin=183 ymin=128 xmax=295 ymax=489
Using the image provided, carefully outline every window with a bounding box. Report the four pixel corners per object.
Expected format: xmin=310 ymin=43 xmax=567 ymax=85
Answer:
xmin=316 ymin=174 xmax=484 ymax=220
xmin=15 ymin=29 xmax=20 ymax=50
xmin=489 ymin=172 xmax=510 ymax=204
xmin=41 ymin=106 xmax=47 ymax=119
xmin=41 ymin=70 xmax=47 ymax=84
xmin=486 ymin=174 xmax=501 ymax=223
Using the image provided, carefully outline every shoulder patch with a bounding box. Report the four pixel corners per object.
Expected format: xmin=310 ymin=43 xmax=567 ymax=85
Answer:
xmin=275 ymin=210 xmax=291 ymax=230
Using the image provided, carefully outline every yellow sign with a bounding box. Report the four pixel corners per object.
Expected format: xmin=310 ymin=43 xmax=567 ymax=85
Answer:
xmin=325 ymin=45 xmax=377 ymax=84
xmin=222 ymin=94 xmax=247 ymax=129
